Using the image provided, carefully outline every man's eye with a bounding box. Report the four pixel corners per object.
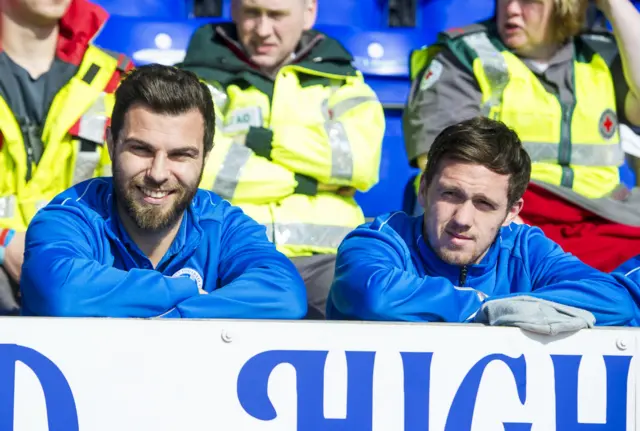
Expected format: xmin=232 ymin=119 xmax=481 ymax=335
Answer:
xmin=476 ymin=200 xmax=494 ymax=210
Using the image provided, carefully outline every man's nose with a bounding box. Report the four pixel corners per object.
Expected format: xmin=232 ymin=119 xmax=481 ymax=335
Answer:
xmin=451 ymin=201 xmax=474 ymax=229
xmin=503 ymin=0 xmax=522 ymax=17
xmin=147 ymin=153 xmax=169 ymax=185
xmin=255 ymin=15 xmax=274 ymax=38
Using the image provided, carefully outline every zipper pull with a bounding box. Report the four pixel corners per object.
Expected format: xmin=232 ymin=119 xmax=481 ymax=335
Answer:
xmin=459 ymin=266 xmax=468 ymax=287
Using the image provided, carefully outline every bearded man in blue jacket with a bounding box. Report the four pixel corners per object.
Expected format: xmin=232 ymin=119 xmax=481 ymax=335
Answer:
xmin=327 ymin=117 xmax=634 ymax=330
xmin=20 ymin=64 xmax=307 ymax=319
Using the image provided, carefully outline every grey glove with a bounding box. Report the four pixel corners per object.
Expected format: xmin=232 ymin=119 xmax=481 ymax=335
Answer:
xmin=474 ymin=296 xmax=595 ymax=336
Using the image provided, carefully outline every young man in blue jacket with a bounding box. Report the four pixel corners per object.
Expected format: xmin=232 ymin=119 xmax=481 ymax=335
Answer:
xmin=327 ymin=117 xmax=634 ymax=330
xmin=20 ymin=65 xmax=307 ymax=319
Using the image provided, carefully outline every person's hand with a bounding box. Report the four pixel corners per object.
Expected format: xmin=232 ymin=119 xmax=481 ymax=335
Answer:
xmin=318 ymin=183 xmax=357 ymax=197
xmin=2 ymin=231 xmax=25 ymax=283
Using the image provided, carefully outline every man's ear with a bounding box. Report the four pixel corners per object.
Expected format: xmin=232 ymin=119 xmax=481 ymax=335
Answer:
xmin=417 ymin=171 xmax=427 ymax=209
xmin=503 ymin=198 xmax=524 ymax=226
xmin=303 ymin=0 xmax=318 ymax=30
xmin=106 ymin=127 xmax=115 ymax=161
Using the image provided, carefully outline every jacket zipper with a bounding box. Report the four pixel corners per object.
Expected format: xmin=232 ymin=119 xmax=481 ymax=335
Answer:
xmin=25 ymin=143 xmax=33 ymax=182
xmin=557 ymin=98 xmax=575 ymax=188
xmin=459 ymin=266 xmax=468 ymax=286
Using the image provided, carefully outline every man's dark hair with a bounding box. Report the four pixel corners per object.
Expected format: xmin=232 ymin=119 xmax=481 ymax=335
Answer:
xmin=110 ymin=64 xmax=215 ymax=154
xmin=424 ymin=117 xmax=531 ymax=207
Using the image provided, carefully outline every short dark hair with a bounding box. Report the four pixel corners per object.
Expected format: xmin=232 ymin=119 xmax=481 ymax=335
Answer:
xmin=110 ymin=64 xmax=215 ymax=154
xmin=424 ymin=117 xmax=531 ymax=207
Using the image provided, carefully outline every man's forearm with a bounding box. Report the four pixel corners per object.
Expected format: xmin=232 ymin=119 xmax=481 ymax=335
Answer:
xmin=602 ymin=0 xmax=640 ymax=98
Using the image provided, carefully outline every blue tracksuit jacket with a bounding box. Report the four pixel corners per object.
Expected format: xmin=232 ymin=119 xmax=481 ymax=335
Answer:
xmin=327 ymin=212 xmax=633 ymax=325
xmin=21 ymin=178 xmax=307 ymax=319
xmin=613 ymin=255 xmax=640 ymax=326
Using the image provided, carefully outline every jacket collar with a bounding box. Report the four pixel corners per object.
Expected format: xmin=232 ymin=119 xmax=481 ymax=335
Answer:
xmin=215 ymin=24 xmax=326 ymax=73
xmin=56 ymin=0 xmax=110 ymax=65
xmin=181 ymin=22 xmax=357 ymax=78
xmin=413 ymin=214 xmax=501 ymax=284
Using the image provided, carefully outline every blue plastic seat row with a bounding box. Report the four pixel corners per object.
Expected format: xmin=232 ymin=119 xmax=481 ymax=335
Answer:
xmin=92 ymin=0 xmax=496 ymax=29
xmin=92 ymin=0 xmax=639 ymax=217
xmin=94 ymin=17 xmax=423 ymax=216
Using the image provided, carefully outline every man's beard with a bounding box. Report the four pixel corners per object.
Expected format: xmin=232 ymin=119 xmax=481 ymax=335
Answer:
xmin=112 ymin=163 xmax=201 ymax=232
xmin=434 ymin=220 xmax=504 ymax=267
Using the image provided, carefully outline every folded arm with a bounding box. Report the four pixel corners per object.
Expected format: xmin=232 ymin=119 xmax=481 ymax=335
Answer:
xmin=516 ymin=229 xmax=634 ymax=326
xmin=199 ymin=132 xmax=318 ymax=203
xmin=328 ymin=229 xmax=483 ymax=322
xmin=21 ymin=207 xmax=198 ymax=317
xmin=256 ymin=76 xmax=384 ymax=191
xmin=175 ymin=202 xmax=307 ymax=319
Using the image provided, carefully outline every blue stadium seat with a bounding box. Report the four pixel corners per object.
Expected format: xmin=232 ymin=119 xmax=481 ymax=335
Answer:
xmin=94 ymin=16 xmax=224 ymax=66
xmin=93 ymin=0 xmax=188 ymax=19
xmin=355 ymin=111 xmax=419 ymax=217
xmin=316 ymin=25 xmax=431 ymax=107
xmin=316 ymin=0 xmax=384 ymax=28
xmin=315 ymin=24 xmax=430 ymax=215
xmin=620 ymin=162 xmax=636 ymax=189
xmin=416 ymin=0 xmax=494 ymax=33
xmin=197 ymin=0 xmax=384 ymax=28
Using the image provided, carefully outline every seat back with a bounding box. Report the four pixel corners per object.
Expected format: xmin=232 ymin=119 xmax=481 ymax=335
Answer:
xmin=93 ymin=0 xmax=189 ymax=18
xmin=95 ymin=16 xmax=225 ymax=66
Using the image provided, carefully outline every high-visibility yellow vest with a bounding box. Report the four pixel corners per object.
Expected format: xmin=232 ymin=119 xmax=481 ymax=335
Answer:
xmin=198 ymin=64 xmax=384 ymax=257
xmin=0 ymin=45 xmax=126 ymax=231
xmin=411 ymin=24 xmax=624 ymax=198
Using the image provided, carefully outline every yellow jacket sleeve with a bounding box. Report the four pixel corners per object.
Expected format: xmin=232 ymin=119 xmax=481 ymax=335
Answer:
xmin=259 ymin=76 xmax=384 ymax=192
xmin=200 ymin=108 xmax=318 ymax=203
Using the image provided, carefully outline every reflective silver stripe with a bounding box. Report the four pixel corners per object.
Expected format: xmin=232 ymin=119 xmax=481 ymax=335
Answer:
xmin=73 ymin=93 xmax=107 ymax=184
xmin=321 ymin=95 xmax=369 ymax=181
xmin=523 ymin=141 xmax=625 ymax=166
xmin=77 ymin=92 xmax=108 ymax=144
xmin=330 ymin=96 xmax=378 ymax=119
xmin=206 ymin=84 xmax=229 ymax=111
xmin=325 ymin=121 xmax=354 ymax=180
xmin=0 ymin=195 xmax=16 ymax=219
xmin=212 ymin=142 xmax=252 ymax=199
xmin=73 ymin=151 xmax=101 ymax=184
xmin=264 ymin=222 xmax=352 ymax=249
xmin=206 ymin=84 xmax=228 ymax=130
xmin=462 ymin=33 xmax=509 ymax=117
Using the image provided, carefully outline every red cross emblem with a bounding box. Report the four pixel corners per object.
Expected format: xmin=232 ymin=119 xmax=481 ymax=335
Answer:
xmin=598 ymin=109 xmax=617 ymax=140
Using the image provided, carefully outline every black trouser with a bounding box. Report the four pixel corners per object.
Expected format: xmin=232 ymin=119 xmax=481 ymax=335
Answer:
xmin=0 ymin=266 xmax=20 ymax=315
xmin=290 ymin=254 xmax=336 ymax=320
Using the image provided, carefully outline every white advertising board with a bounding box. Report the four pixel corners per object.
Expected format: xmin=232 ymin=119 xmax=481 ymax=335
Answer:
xmin=0 ymin=318 xmax=636 ymax=430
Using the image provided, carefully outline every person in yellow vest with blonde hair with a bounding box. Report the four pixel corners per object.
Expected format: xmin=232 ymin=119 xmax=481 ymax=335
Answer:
xmin=0 ymin=0 xmax=132 ymax=313
xmin=405 ymin=0 xmax=640 ymax=272
xmin=181 ymin=0 xmax=384 ymax=319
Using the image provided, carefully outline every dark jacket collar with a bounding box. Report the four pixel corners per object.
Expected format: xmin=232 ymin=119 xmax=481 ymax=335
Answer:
xmin=181 ymin=22 xmax=357 ymax=80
